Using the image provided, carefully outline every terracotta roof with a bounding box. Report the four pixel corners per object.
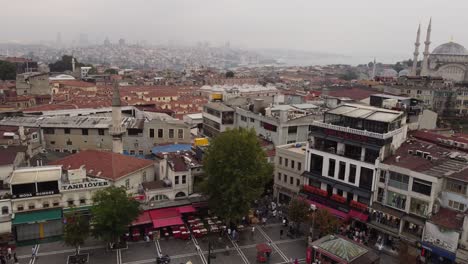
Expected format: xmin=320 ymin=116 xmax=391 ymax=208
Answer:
xmin=0 ymin=146 xmax=26 ymax=166
xmin=52 ymin=80 xmax=96 ymax=88
xmin=168 ymin=155 xmax=189 ymax=172
xmin=49 ymin=150 xmax=153 ymax=181
xmin=429 ymin=207 xmax=465 ymax=230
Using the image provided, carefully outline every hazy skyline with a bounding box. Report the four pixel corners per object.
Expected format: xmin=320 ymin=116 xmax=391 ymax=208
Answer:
xmin=2 ymin=0 xmax=468 ymax=63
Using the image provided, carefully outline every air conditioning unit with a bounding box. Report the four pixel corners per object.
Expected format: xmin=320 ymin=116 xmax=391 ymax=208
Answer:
xmin=426 ymin=155 xmax=433 ymax=161
xmin=416 ymin=150 xmax=423 ymax=156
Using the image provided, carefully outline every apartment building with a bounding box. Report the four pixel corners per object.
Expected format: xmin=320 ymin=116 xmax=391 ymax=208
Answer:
xmin=302 ymin=104 xmax=407 ymax=222
xmin=274 ymin=142 xmax=307 ymax=204
xmin=201 ymin=102 xmax=235 ymax=137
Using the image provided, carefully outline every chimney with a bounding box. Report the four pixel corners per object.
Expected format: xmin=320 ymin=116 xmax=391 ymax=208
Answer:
xmin=253 ymin=99 xmax=264 ymax=114
xmin=18 ymin=126 xmax=26 ymax=141
xmin=279 ymin=110 xmax=288 ymax=123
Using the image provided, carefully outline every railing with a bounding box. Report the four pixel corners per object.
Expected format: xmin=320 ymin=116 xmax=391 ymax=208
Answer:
xmin=388 ymin=180 xmax=409 ymax=191
xmin=312 ymin=121 xmax=404 ymax=140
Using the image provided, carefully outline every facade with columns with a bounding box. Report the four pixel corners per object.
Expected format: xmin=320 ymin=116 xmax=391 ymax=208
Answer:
xmin=411 ymin=19 xmax=468 ymax=83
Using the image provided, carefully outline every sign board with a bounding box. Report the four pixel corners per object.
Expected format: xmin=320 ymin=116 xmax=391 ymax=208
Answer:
xmin=61 ymin=181 xmax=110 ymax=191
xmin=12 ymin=189 xmax=59 ymax=199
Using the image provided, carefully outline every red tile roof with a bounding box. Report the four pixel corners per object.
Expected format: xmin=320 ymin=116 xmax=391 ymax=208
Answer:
xmin=0 ymin=146 xmax=26 ymax=166
xmin=49 ymin=150 xmax=153 ymax=181
xmin=430 ymin=207 xmax=465 ymax=230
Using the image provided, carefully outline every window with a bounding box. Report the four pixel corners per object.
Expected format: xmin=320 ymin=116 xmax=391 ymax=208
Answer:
xmin=43 ymin=202 xmax=49 ymax=208
xmin=279 ymin=157 xmax=282 ymax=165
xmin=359 ymin=167 xmax=373 ymax=190
xmin=43 ymin=128 xmax=55 ymax=134
xmin=377 ymin=187 xmax=384 ymax=203
xmin=142 ymin=171 xmax=147 ymax=182
xmin=64 ymin=128 xmax=70 ymax=134
xmin=158 ymin=129 xmax=163 ymax=138
xmin=298 ymin=162 xmax=302 ymax=171
xmin=277 ymin=172 xmax=281 ymax=181
xmin=178 ymin=129 xmax=184 ymax=139
xmin=446 ymin=179 xmax=467 ymax=195
xmin=388 ymin=171 xmax=409 ymax=190
xmin=290 ymin=176 xmax=294 ymax=185
xmin=17 ymin=205 xmax=24 ymax=211
xmin=412 ymin=179 xmax=432 ymax=196
xmin=82 ymin=129 xmax=88 ymax=135
xmin=80 ymin=198 xmax=86 ymax=205
xmin=379 ymin=170 xmax=386 ymax=183
xmin=1 ymin=206 xmax=8 ymax=215
xmin=125 ymin=179 xmax=130 ymax=189
xmin=448 ymin=200 xmax=465 ymax=212
xmin=310 ymin=154 xmax=323 ymax=174
xmin=328 ymin=159 xmax=336 ymax=177
xmin=175 ymin=176 xmax=179 ymax=185
xmin=28 ymin=203 xmax=35 ymax=210
xmin=338 ymin=162 xmax=345 ymax=180
xmin=349 ymin=165 xmax=356 ymax=183
xmin=386 ymin=190 xmax=407 ymax=210
xmin=138 ymin=150 xmax=144 ymax=155
xmin=50 ymin=141 xmax=55 ymax=145
xmin=241 ymin=116 xmax=247 ymax=122
xmin=98 ymin=129 xmax=105 ymax=136
xmin=410 ymin=198 xmax=429 ymax=216
xmin=67 ymin=200 xmax=74 ymax=206
xmin=182 ymin=175 xmax=186 ymax=184
xmin=283 ymin=174 xmax=287 ymax=183
xmin=296 ymin=179 xmax=300 ymax=186
xmin=288 ymin=126 xmax=297 ymax=134
xmin=130 ymin=150 xmax=135 ymax=155
xmin=291 ymin=160 xmax=295 ymax=169
xmin=67 ymin=139 xmax=72 ymax=145
xmin=169 ymin=129 xmax=174 ymax=138
xmin=53 ymin=200 xmax=60 ymax=207
xmin=285 ymin=158 xmax=289 ymax=167
xmin=149 ymin=129 xmax=155 ymax=138
xmin=337 ymin=189 xmax=343 ymax=196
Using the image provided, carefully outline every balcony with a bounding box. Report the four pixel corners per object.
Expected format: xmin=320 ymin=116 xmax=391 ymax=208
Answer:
xmin=312 ymin=121 xmax=403 ymax=140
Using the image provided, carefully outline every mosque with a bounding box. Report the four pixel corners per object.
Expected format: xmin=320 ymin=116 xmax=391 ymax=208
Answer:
xmin=410 ymin=19 xmax=468 ymax=82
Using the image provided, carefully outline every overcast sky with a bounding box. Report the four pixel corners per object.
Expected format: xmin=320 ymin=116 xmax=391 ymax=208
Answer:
xmin=2 ymin=0 xmax=467 ymax=61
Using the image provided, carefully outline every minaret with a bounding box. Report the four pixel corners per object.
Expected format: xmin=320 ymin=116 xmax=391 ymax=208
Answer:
xmin=109 ymin=82 xmax=124 ymax=154
xmin=421 ymin=18 xmax=432 ymax=76
xmin=411 ymin=24 xmax=421 ymax=76
xmin=371 ymin=57 xmax=377 ymax=80
xmin=72 ymin=57 xmax=76 ymax=72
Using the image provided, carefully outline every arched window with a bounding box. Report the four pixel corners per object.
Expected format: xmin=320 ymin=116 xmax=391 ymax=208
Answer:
xmin=149 ymin=194 xmax=169 ymax=202
xmin=1 ymin=206 xmax=8 ymax=215
xmin=175 ymin=192 xmax=186 ymax=198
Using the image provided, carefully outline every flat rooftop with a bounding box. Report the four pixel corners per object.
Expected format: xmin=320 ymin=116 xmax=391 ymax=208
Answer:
xmin=204 ymin=102 xmax=234 ymax=112
xmin=326 ymin=103 xmax=403 ymax=123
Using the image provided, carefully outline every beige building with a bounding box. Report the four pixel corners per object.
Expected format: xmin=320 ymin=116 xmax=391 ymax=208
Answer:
xmin=16 ymin=72 xmax=50 ymax=95
xmin=274 ymin=142 xmax=307 ymax=204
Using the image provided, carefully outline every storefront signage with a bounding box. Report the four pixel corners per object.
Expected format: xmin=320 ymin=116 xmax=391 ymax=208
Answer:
xmin=12 ymin=189 xmax=59 ymax=199
xmin=423 ymin=222 xmax=459 ymax=253
xmin=61 ymin=181 xmax=109 ymax=191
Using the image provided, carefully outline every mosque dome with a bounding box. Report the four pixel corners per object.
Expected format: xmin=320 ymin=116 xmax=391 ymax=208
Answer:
xmin=398 ymin=69 xmax=410 ymax=77
xmin=380 ymin=68 xmax=398 ymax=78
xmin=432 ymin=42 xmax=468 ymax=55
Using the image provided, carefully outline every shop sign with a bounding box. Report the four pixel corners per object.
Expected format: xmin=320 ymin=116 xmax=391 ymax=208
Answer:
xmin=62 ymin=181 xmax=110 ymax=191
xmin=12 ymin=189 xmax=59 ymax=199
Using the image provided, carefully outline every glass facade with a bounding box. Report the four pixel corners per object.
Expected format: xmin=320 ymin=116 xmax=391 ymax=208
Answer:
xmin=386 ymin=190 xmax=407 ymax=210
xmin=410 ymin=197 xmax=429 ymax=217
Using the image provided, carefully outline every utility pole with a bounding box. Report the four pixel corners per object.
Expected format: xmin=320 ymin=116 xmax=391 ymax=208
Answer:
xmin=208 ymin=241 xmax=211 ymax=264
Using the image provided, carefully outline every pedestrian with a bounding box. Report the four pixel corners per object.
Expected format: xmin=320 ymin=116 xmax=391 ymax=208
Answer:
xmin=251 ymin=226 xmax=255 ymax=237
xmin=6 ymin=247 xmax=11 ymax=261
xmin=13 ymin=252 xmax=18 ymax=264
xmin=227 ymin=228 xmax=232 ymax=238
xmin=31 ymin=246 xmax=36 ymax=258
xmin=280 ymin=229 xmax=284 ymax=239
xmin=0 ymin=255 xmax=5 ymax=264
xmin=294 ymin=258 xmax=299 ymax=264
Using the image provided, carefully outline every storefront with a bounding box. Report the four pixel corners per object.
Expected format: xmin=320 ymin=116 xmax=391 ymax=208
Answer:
xmin=420 ymin=222 xmax=459 ymax=264
xmin=368 ymin=203 xmax=403 ymax=252
xmin=13 ymin=209 xmax=63 ymax=241
xmin=420 ymin=242 xmax=456 ymax=264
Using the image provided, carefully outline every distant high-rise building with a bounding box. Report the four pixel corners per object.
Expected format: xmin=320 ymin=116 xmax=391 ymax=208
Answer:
xmin=56 ymin=32 xmax=62 ymax=46
xmin=79 ymin=33 xmax=89 ymax=46
xmin=104 ymin=37 xmax=111 ymax=46
xmin=118 ymin=38 xmax=126 ymax=46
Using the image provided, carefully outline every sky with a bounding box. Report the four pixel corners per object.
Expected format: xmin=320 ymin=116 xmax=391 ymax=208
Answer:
xmin=2 ymin=0 xmax=468 ymax=62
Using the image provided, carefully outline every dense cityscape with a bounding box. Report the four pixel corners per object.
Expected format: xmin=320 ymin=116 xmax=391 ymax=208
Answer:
xmin=1 ymin=2 xmax=468 ymax=264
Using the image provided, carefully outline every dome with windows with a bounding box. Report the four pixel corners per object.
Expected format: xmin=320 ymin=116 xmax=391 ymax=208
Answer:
xmin=432 ymin=42 xmax=468 ymax=55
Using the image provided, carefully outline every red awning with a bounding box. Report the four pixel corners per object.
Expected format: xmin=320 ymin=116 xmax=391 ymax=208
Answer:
xmin=348 ymin=210 xmax=369 ymax=222
xmin=132 ymin=211 xmax=151 ymax=226
xmin=149 ymin=207 xmax=180 ymax=219
xmin=152 ymin=217 xmax=184 ymax=228
xmin=305 ymin=199 xmax=349 ymax=220
xmin=177 ymin=205 xmax=196 ymax=214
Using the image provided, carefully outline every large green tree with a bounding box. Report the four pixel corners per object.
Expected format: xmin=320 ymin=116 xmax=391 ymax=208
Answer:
xmin=90 ymin=187 xmax=140 ymax=248
xmin=49 ymin=55 xmax=87 ymax=72
xmin=202 ymin=128 xmax=273 ymax=223
xmin=311 ymin=209 xmax=340 ymax=237
xmin=63 ymin=208 xmax=90 ymax=256
xmin=288 ymin=198 xmax=311 ymax=232
xmin=0 ymin=60 xmax=16 ymax=80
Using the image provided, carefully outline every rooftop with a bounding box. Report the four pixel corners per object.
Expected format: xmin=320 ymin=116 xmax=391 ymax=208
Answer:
xmin=311 ymin=235 xmax=377 ymax=263
xmin=277 ymin=142 xmax=307 ymax=155
xmin=326 ymin=103 xmax=403 ymax=123
xmin=0 ymin=146 xmax=27 ymax=166
xmin=429 ymin=207 xmax=465 ymax=230
xmin=204 ymin=102 xmax=234 ymax=112
xmin=48 ymin=150 xmax=153 ymax=181
xmin=151 ymin=144 xmax=193 ymax=155
xmin=10 ymin=166 xmax=62 ymax=185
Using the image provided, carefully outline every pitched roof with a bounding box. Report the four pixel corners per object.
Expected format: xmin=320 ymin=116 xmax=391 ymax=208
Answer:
xmin=48 ymin=150 xmax=153 ymax=181
xmin=429 ymin=207 xmax=465 ymax=230
xmin=0 ymin=146 xmax=26 ymax=166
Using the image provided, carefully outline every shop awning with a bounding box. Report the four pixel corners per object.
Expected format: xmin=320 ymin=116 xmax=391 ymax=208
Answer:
xmin=63 ymin=205 xmax=92 ymax=213
xmin=152 ymin=217 xmax=184 ymax=228
xmin=132 ymin=211 xmax=152 ymax=226
xmin=13 ymin=209 xmax=62 ymax=225
xmin=348 ymin=210 xmax=369 ymax=222
xmin=305 ymin=199 xmax=349 ymax=220
xmin=177 ymin=205 xmax=196 ymax=214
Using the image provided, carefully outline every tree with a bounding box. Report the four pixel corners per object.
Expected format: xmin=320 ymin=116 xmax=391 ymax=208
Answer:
xmin=104 ymin=68 xmax=118 ymax=75
xmin=202 ymin=128 xmax=273 ymax=223
xmin=0 ymin=60 xmax=16 ymax=80
xmin=63 ymin=208 xmax=90 ymax=257
xmin=90 ymin=186 xmax=140 ymax=248
xmin=49 ymin=55 xmax=87 ymax=72
xmin=339 ymin=70 xmax=358 ymax=81
xmin=225 ymin=71 xmax=235 ymax=78
xmin=312 ymin=209 xmax=340 ymax=237
xmin=288 ymin=198 xmax=311 ymax=233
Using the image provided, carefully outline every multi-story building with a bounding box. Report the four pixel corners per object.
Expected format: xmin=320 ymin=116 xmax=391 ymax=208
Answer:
xmin=302 ymin=104 xmax=407 ymax=222
xmin=15 ymin=72 xmax=50 ymax=95
xmin=201 ymin=102 xmax=235 ymax=137
xmin=274 ymin=142 xmax=306 ymax=204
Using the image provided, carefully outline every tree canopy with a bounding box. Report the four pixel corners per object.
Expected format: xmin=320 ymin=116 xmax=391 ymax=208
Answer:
xmin=288 ymin=198 xmax=310 ymax=224
xmin=312 ymin=209 xmax=340 ymax=237
xmin=90 ymin=187 xmax=140 ymax=246
xmin=49 ymin=55 xmax=86 ymax=72
xmin=225 ymin=71 xmax=235 ymax=78
xmin=339 ymin=70 xmax=358 ymax=81
xmin=0 ymin=60 xmax=16 ymax=80
xmin=63 ymin=208 xmax=90 ymax=256
xmin=104 ymin=68 xmax=118 ymax=75
xmin=202 ymin=128 xmax=273 ymax=222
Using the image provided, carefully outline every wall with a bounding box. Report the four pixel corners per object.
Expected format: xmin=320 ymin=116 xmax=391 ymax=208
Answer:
xmin=274 ymin=143 xmax=306 ymax=199
xmin=43 ymin=127 xmax=112 ymax=152
xmin=114 ymin=166 xmax=155 ymax=194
